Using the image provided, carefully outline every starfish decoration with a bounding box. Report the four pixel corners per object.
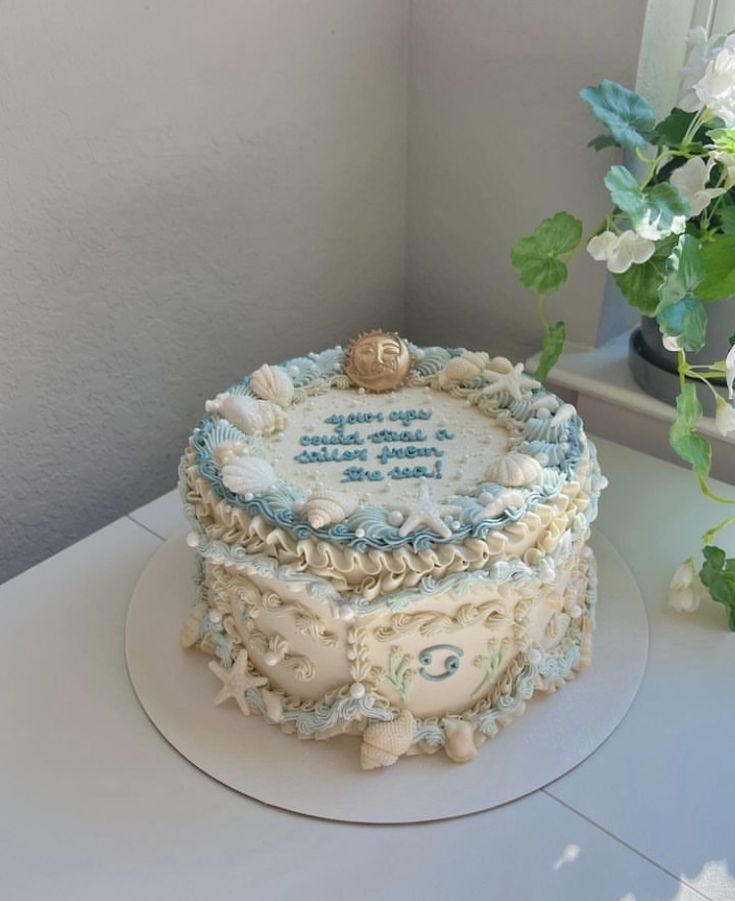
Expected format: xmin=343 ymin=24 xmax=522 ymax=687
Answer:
xmin=482 ymin=363 xmax=540 ymax=402
xmin=208 ymin=649 xmax=268 ymax=717
xmin=390 ymin=480 xmax=463 ymax=539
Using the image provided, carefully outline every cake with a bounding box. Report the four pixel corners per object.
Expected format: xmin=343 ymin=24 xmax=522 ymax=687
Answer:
xmin=179 ymin=331 xmax=606 ymax=769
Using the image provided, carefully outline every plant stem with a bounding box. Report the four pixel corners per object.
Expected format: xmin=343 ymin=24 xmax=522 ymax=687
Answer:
xmin=703 ymin=513 xmax=735 ymax=546
xmin=698 ymin=475 xmax=735 ymax=506
xmin=536 ymin=294 xmax=550 ymax=332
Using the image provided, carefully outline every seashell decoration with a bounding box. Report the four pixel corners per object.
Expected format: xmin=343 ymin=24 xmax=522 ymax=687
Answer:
xmin=304 ymin=490 xmax=359 ymax=529
xmin=488 ymin=356 xmax=513 ymax=374
xmin=222 ymin=455 xmax=277 ymax=496
xmin=212 ymin=440 xmax=248 ymax=467
xmin=250 ymin=363 xmax=295 ymax=407
xmin=179 ymin=603 xmax=209 ymax=648
xmin=550 ymin=403 xmax=577 ymax=426
xmin=219 ymin=395 xmax=287 ymax=436
xmin=360 ymin=709 xmax=415 ymax=770
xmin=485 ymin=453 xmax=544 ymax=488
xmin=262 ymin=689 xmax=285 ymax=723
xmin=442 ymin=718 xmax=478 ymax=763
xmin=437 ymin=351 xmax=489 ymax=388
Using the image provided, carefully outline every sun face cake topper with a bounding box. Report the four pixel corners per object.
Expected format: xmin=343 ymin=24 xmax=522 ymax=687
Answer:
xmin=345 ymin=330 xmax=411 ymax=393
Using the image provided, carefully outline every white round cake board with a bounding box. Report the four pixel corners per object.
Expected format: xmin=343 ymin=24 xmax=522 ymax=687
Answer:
xmin=125 ymin=529 xmax=648 ymax=824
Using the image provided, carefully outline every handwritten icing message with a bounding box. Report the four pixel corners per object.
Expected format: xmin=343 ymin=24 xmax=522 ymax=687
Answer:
xmin=293 ymin=408 xmax=456 ymax=483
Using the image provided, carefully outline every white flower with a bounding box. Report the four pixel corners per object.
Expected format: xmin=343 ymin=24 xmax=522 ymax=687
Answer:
xmin=709 ymin=150 xmax=735 ymax=189
xmin=694 ymin=42 xmax=735 ymax=127
xmin=678 ymin=27 xmax=721 ymax=112
xmin=726 ymin=341 xmax=735 ymax=400
xmin=635 ymin=208 xmax=686 ymax=241
xmin=669 ymin=157 xmax=726 ymax=217
xmin=668 ymin=559 xmax=710 ymax=613
xmin=715 ymin=396 xmax=735 ymax=436
xmin=662 ymin=335 xmax=682 ymax=352
xmin=586 ymin=230 xmax=656 ymax=274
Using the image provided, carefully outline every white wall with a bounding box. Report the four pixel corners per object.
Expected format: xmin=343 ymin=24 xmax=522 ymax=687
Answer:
xmin=1 ymin=1 xmax=655 ymax=583
xmin=406 ymin=0 xmax=648 ymax=359
xmin=0 ymin=1 xmax=409 ymax=582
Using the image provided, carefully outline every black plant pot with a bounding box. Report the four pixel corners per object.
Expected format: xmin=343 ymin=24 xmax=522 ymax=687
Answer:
xmin=629 ymin=308 xmax=732 ymax=417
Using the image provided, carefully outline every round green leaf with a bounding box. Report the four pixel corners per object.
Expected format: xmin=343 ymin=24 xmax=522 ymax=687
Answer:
xmin=697 ymin=237 xmax=735 ymax=300
xmin=510 ymin=212 xmax=583 ymax=295
xmin=580 ymin=81 xmax=655 ymax=150
xmin=613 ymin=236 xmax=677 ymax=314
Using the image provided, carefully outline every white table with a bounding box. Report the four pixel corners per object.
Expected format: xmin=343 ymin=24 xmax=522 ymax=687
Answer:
xmin=1 ymin=437 xmax=733 ymax=901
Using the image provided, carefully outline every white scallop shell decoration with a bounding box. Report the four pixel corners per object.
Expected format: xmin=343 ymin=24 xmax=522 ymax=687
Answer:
xmin=250 ymin=363 xmax=294 ymax=407
xmin=442 ymin=718 xmax=478 ymax=763
xmin=221 ymin=455 xmax=277 ymax=496
xmin=485 ymin=453 xmax=543 ymax=488
xmin=212 ymin=440 xmax=248 ymax=467
xmin=437 ymin=351 xmax=489 ymax=388
xmin=304 ymin=490 xmax=359 ymax=529
xmin=360 ymin=709 xmax=415 ymax=770
xmin=219 ymin=394 xmax=287 ymax=436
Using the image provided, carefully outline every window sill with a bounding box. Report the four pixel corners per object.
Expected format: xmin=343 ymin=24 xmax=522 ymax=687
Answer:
xmin=526 ymin=331 xmax=735 ymax=485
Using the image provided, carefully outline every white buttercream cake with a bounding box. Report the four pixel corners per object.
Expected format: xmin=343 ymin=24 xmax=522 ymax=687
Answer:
xmin=179 ymin=331 xmax=606 ymax=769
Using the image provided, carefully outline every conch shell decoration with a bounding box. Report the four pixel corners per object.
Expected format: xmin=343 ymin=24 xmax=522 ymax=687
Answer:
xmin=437 ymin=351 xmax=489 ymax=388
xmin=221 ymin=455 xmax=277 ymax=496
xmin=486 ymin=452 xmax=544 ymax=488
xmin=217 ymin=395 xmax=287 ymax=436
xmin=250 ymin=363 xmax=295 ymax=407
xmin=304 ymin=490 xmax=359 ymax=528
xmin=442 ymin=718 xmax=478 ymax=763
xmin=360 ymin=709 xmax=415 ymax=770
xmin=179 ymin=602 xmax=209 ymax=648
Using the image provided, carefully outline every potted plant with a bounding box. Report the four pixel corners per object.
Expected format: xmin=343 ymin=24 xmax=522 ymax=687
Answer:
xmin=511 ymin=27 xmax=735 ymax=630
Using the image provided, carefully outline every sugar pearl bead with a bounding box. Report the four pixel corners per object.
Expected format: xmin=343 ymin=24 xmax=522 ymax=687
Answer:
xmin=528 ymin=648 xmax=542 ymax=665
xmin=339 ymin=605 xmax=356 ymax=622
xmin=451 ymin=520 xmax=462 ymax=530
xmin=355 ymin=528 xmax=366 ymax=539
xmin=387 ymin=511 xmax=404 ymax=527
xmin=264 ymin=651 xmax=279 ymax=667
xmin=186 ymin=532 xmax=199 ymax=548
xmin=349 ymin=682 xmax=366 ymax=699
xmin=244 ymin=492 xmax=254 ymax=501
xmin=569 ymin=604 xmax=583 ymax=619
xmin=208 ymin=610 xmax=222 ymax=625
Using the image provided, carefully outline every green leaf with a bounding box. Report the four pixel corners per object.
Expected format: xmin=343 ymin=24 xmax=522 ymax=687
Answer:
xmin=652 ymin=108 xmax=697 ymax=147
xmin=719 ymin=205 xmax=735 ymax=236
xmin=580 ymin=81 xmax=655 ymax=150
xmin=669 ymin=383 xmax=711 ymax=476
xmin=698 ymin=236 xmax=735 ymax=300
xmin=657 ymin=234 xmax=705 ymax=308
xmin=613 ymin=235 xmax=677 ymax=314
xmin=656 ymin=297 xmax=708 ymax=351
xmin=604 ymin=166 xmax=689 ymax=237
xmin=604 ymin=165 xmax=644 ymax=217
xmin=587 ymin=134 xmax=618 ymax=151
xmin=645 ymin=182 xmax=690 ymax=234
xmin=707 ymin=128 xmax=735 ymax=154
xmin=534 ymin=321 xmax=566 ymax=382
xmin=699 ymin=545 xmax=735 ymax=631
xmin=510 ymin=212 xmax=583 ymax=295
